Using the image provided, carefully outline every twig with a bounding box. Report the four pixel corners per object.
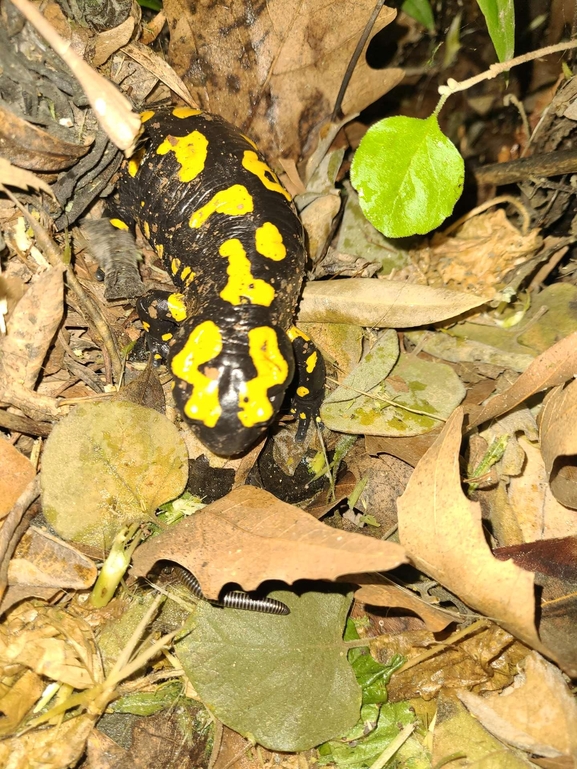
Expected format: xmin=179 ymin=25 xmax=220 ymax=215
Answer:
xmin=368 ymin=723 xmax=416 ymax=769
xmin=435 ymin=39 xmax=577 ymax=114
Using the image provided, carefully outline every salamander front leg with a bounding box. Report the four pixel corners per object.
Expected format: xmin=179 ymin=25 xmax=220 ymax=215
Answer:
xmin=136 ymin=290 xmax=188 ymax=363
xmin=287 ymin=327 xmax=326 ymax=441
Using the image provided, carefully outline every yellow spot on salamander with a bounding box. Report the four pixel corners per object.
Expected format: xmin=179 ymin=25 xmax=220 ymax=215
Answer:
xmin=173 ymin=107 xmax=202 ymax=118
xmin=189 ymin=185 xmax=253 ymax=228
xmin=297 ymin=386 xmax=310 ymax=397
xmin=128 ymin=147 xmax=146 ymax=177
xmin=238 ymin=327 xmax=289 ymax=428
xmin=162 ymin=332 xmax=173 ymax=341
xmin=181 ymin=266 xmax=195 ymax=284
xmin=140 ymin=110 xmax=155 ymax=123
xmin=299 ymin=412 xmax=307 ymax=420
xmin=140 ymin=201 xmax=145 ymax=207
xmin=255 ymin=222 xmax=286 ymax=261
xmin=142 ymin=321 xmax=151 ymax=331
xmin=287 ymin=326 xmax=311 ymax=342
xmin=154 ymin=353 xmax=162 ymax=360
xmin=156 ymin=244 xmax=164 ymax=258
xmin=242 ymin=151 xmax=291 ymax=201
xmin=305 ymin=351 xmax=318 ymax=373
xmin=171 ymin=320 xmax=223 ymax=427
xmin=167 ymin=293 xmax=187 ymax=322
xmin=142 ymin=221 xmax=150 ymax=239
xmin=219 ymin=239 xmax=275 ymax=307
xmin=156 ymin=130 xmax=208 ymax=182
xmin=171 ymin=257 xmax=182 ymax=275
xmin=110 ymin=218 xmax=129 ymax=231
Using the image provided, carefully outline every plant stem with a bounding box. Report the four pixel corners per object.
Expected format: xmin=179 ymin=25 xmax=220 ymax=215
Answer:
xmin=434 ymin=39 xmax=577 ymax=117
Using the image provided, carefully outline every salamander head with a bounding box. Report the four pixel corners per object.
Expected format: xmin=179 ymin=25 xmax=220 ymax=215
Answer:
xmin=169 ymin=320 xmax=295 ymax=456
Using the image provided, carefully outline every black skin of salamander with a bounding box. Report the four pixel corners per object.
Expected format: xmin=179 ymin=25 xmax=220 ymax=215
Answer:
xmin=108 ymin=108 xmax=324 ymax=456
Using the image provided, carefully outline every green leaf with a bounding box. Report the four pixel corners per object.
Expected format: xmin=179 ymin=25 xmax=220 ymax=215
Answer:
xmin=476 ymin=0 xmax=515 ymax=62
xmin=175 ymin=589 xmax=361 ymax=751
xmin=41 ymin=401 xmax=188 ymax=548
xmin=350 ymin=115 xmax=464 ymax=238
xmin=319 ymin=701 xmax=417 ymax=769
xmin=401 ymin=0 xmax=434 ymax=31
xmin=321 ymin=349 xmax=465 ymax=437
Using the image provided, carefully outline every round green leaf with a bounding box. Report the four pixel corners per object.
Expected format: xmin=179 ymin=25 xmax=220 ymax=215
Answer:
xmin=41 ymin=401 xmax=188 ymax=548
xmin=176 ymin=590 xmax=361 ymax=751
xmin=350 ymin=115 xmax=465 ymax=238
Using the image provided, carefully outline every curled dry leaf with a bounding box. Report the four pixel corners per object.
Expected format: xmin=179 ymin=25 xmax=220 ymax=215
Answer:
xmin=352 ymin=579 xmax=455 ymax=632
xmin=0 ymin=714 xmax=95 ymax=768
xmin=298 ymin=278 xmax=485 ymax=327
xmin=0 ymin=440 xmax=34 ymax=518
xmin=540 ymin=379 xmax=577 ymax=510
xmin=91 ymin=15 xmax=135 ymax=68
xmin=0 ymin=158 xmax=56 ymax=197
xmin=0 ymin=104 xmax=90 ymax=172
xmin=397 ymin=408 xmax=554 ymax=664
xmin=467 ymin=330 xmax=577 ymax=429
xmin=458 ymin=652 xmax=577 ymax=759
xmin=132 ymin=486 xmax=407 ymax=599
xmin=163 ymin=0 xmax=400 ymax=160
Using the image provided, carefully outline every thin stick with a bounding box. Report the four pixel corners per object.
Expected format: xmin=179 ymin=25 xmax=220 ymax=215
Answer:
xmin=435 ymin=39 xmax=577 ymax=115
xmin=331 ymin=0 xmax=387 ymax=121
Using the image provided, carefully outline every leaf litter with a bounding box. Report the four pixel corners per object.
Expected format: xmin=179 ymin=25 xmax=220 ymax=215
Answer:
xmin=1 ymin=0 xmax=577 ymax=766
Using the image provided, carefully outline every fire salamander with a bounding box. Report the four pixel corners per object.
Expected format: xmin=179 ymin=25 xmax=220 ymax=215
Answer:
xmin=105 ymin=106 xmax=325 ymax=456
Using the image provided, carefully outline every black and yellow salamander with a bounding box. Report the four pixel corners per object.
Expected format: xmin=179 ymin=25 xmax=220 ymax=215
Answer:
xmin=99 ymin=106 xmax=325 ymax=456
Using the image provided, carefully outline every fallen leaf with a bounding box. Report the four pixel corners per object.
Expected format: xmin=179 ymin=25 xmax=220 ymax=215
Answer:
xmin=352 ymin=579 xmax=455 ymax=632
xmin=322 ymin=351 xmax=464 ymax=437
xmin=0 ymin=669 xmax=44 ymax=735
xmin=494 ymin=537 xmax=577 ymax=582
xmin=432 ymin=691 xmax=534 ymax=768
xmin=122 ymin=41 xmax=195 ymax=107
xmin=176 ymin=589 xmax=360 ymax=751
xmin=458 ymin=652 xmax=577 ymax=759
xmin=540 ymin=380 xmax=577 ymax=509
xmin=397 ymin=408 xmax=551 ymax=661
xmin=0 ymin=265 xmax=64 ymax=392
xmin=0 ymin=103 xmax=91 ymax=171
xmin=91 ymin=15 xmax=135 ymax=67
xmin=163 ymin=0 xmax=400 ymax=161
xmin=41 ymin=401 xmax=189 ymax=548
xmin=0 ymin=441 xmax=35 ymax=518
xmin=132 ymin=486 xmax=407 ymax=599
xmin=8 ymin=526 xmax=97 ymax=588
xmin=506 ymin=437 xmax=577 ymax=541
xmin=299 ymin=278 xmax=485 ymax=327
xmin=0 ymin=714 xmax=96 ymax=768
xmin=467 ymin=331 xmax=577 ymax=429
xmin=0 ymin=158 xmax=56 ymax=197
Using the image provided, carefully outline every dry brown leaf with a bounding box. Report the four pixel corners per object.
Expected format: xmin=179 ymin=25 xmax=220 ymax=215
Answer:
xmin=507 ymin=437 xmax=577 ymax=541
xmin=540 ymin=380 xmax=577 ymax=510
xmin=0 ymin=669 xmax=44 ymax=736
xmin=467 ymin=331 xmax=577 ymax=429
xmin=122 ymin=41 xmax=195 ymax=107
xmin=0 ymin=104 xmax=91 ymax=172
xmin=298 ymin=278 xmax=485 ymax=327
xmin=405 ymin=209 xmax=542 ymax=300
xmin=397 ymin=408 xmax=552 ymax=662
xmin=353 ymin=579 xmax=455 ymax=632
xmin=141 ymin=10 xmax=167 ymax=46
xmin=9 ymin=0 xmax=141 ymax=154
xmin=163 ymin=0 xmax=400 ymax=160
xmin=8 ymin=526 xmax=97 ymax=589
xmin=132 ymin=486 xmax=407 ymax=599
xmin=0 ymin=714 xmax=96 ymax=768
xmin=0 ymin=158 xmax=56 ymax=197
xmin=0 ymin=265 xmax=64 ymax=392
xmin=0 ymin=441 xmax=35 ymax=519
xmin=458 ymin=652 xmax=577 ymax=759
xmin=92 ymin=16 xmax=135 ymax=67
